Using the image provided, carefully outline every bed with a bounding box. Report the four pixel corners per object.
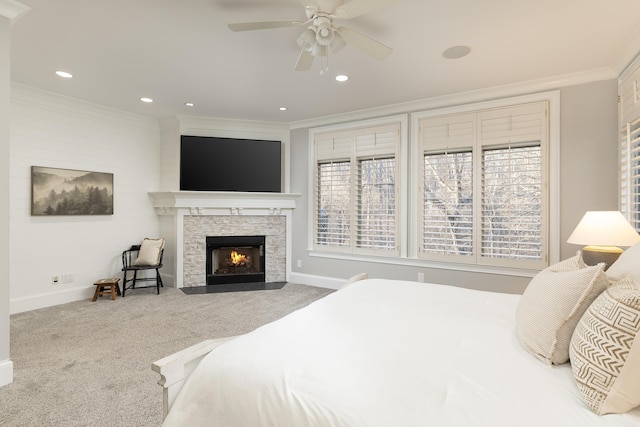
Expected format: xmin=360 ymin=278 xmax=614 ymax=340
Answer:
xmin=153 ymin=271 xmax=640 ymax=426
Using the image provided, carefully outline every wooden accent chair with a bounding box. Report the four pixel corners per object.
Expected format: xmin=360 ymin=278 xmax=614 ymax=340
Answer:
xmin=121 ymin=238 xmax=165 ymax=296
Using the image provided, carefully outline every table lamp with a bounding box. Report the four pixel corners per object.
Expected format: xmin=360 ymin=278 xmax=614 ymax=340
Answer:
xmin=567 ymin=211 xmax=640 ymax=269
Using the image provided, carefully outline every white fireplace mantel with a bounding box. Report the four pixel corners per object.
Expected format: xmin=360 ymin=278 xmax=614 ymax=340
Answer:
xmin=149 ymin=191 xmax=301 ymax=216
xmin=149 ymin=191 xmax=301 ymax=288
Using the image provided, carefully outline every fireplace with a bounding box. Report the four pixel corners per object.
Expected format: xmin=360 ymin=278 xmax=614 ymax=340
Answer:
xmin=206 ymin=235 xmax=266 ymax=286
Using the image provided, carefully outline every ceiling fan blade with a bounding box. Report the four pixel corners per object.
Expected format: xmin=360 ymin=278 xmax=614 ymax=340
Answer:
xmin=336 ymin=26 xmax=393 ymax=60
xmin=228 ymin=20 xmax=305 ymax=32
xmin=334 ymin=0 xmax=397 ymax=20
xmin=294 ymin=50 xmax=315 ymax=71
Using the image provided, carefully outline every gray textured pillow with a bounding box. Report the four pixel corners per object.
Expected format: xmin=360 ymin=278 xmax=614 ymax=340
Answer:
xmin=570 ymin=276 xmax=640 ymax=414
xmin=133 ymin=238 xmax=165 ymax=266
xmin=516 ymin=254 xmax=609 ymax=365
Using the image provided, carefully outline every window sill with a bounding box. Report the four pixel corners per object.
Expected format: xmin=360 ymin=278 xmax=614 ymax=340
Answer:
xmin=308 ymin=250 xmax=541 ymax=278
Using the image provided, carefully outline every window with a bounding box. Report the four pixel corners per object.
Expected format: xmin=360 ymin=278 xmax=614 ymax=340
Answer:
xmin=312 ymin=119 xmax=403 ymax=255
xmin=481 ymin=144 xmax=542 ymax=261
xmin=619 ymin=118 xmax=640 ymax=230
xmin=308 ymin=93 xmax=558 ymax=273
xmin=422 ymin=150 xmax=473 ymax=256
xmin=357 ymin=157 xmax=396 ymax=250
xmin=316 ymin=161 xmax=351 ymax=246
xmin=618 ymin=60 xmax=640 ymax=232
xmin=417 ymin=102 xmax=549 ymax=269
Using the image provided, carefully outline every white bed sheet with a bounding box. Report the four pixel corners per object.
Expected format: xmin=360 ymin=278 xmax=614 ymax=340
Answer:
xmin=162 ymin=279 xmax=640 ymax=426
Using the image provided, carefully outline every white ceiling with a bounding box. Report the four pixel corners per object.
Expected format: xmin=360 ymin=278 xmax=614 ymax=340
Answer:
xmin=9 ymin=0 xmax=640 ymax=123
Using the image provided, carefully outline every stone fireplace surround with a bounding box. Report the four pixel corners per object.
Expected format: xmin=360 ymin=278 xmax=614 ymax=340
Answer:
xmin=149 ymin=191 xmax=300 ymax=288
xmin=185 ymin=215 xmax=282 ymax=287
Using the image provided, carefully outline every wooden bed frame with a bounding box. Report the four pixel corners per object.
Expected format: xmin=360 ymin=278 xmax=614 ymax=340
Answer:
xmin=152 ymin=336 xmax=238 ymax=418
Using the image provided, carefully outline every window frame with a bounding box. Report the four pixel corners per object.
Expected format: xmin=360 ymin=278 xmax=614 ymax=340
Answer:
xmin=414 ymin=101 xmax=551 ymax=270
xmin=307 ymin=92 xmax=560 ymax=276
xmin=308 ymin=115 xmax=408 ymax=257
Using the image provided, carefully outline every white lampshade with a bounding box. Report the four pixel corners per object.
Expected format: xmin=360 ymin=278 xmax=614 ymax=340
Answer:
xmin=330 ymin=31 xmax=346 ymax=53
xmin=315 ymin=23 xmax=334 ymax=46
xmin=567 ymin=211 xmax=640 ymax=247
xmin=311 ymin=42 xmax=327 ymax=57
xmin=297 ymin=28 xmax=316 ymax=52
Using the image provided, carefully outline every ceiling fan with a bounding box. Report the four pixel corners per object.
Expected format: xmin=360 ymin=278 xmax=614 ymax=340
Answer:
xmin=227 ymin=0 xmax=395 ymax=72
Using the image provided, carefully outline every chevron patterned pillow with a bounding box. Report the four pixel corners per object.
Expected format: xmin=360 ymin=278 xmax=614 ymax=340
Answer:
xmin=569 ymin=276 xmax=640 ymax=415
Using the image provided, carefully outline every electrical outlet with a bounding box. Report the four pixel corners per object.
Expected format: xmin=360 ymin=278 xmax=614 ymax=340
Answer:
xmin=62 ymin=272 xmax=74 ymax=283
xmin=417 ymin=272 xmax=425 ymax=283
xmin=52 ymin=275 xmax=60 ymax=285
xmin=296 ymin=259 xmax=302 ymax=268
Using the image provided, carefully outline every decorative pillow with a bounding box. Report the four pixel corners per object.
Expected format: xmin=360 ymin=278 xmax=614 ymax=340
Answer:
xmin=516 ymin=253 xmax=609 ymax=365
xmin=133 ymin=238 xmax=165 ymax=266
xmin=570 ymin=276 xmax=640 ymax=415
xmin=606 ymin=241 xmax=640 ymax=283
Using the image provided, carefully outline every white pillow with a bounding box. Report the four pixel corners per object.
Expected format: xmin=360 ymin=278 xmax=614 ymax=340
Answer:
xmin=570 ymin=276 xmax=640 ymax=414
xmin=606 ymin=241 xmax=640 ymax=282
xmin=133 ymin=238 xmax=165 ymax=266
xmin=516 ymin=253 xmax=609 ymax=365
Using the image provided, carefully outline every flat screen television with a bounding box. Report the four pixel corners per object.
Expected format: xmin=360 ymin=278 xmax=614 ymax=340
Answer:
xmin=180 ymin=135 xmax=282 ymax=193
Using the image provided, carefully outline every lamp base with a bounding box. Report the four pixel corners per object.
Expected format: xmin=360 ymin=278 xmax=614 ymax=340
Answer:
xmin=581 ymin=245 xmax=623 ymax=270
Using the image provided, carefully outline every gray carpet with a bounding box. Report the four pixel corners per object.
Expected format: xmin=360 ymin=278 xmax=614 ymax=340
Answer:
xmin=0 ymin=283 xmax=334 ymax=426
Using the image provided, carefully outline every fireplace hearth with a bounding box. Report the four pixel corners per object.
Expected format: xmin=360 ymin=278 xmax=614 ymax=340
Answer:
xmin=206 ymin=235 xmax=266 ymax=286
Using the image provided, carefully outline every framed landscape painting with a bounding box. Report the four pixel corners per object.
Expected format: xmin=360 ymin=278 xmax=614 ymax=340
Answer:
xmin=31 ymin=166 xmax=114 ymax=216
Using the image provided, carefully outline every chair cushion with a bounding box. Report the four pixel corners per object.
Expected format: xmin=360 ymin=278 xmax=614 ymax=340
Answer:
xmin=133 ymin=238 xmax=165 ymax=266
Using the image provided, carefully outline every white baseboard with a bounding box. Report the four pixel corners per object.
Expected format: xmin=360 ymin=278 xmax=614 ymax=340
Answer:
xmin=288 ymin=272 xmax=345 ymax=290
xmin=10 ymin=273 xmax=332 ymax=314
xmin=0 ymin=358 xmax=13 ymax=387
xmin=10 ymin=285 xmax=95 ymax=314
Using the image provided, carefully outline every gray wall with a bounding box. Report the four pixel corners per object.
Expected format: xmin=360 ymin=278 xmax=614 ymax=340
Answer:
xmin=289 ymin=79 xmax=619 ymax=295
xmin=559 ymin=81 xmax=619 ymax=256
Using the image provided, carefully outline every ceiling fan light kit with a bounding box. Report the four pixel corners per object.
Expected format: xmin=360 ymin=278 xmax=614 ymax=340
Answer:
xmin=228 ymin=0 xmax=395 ymax=73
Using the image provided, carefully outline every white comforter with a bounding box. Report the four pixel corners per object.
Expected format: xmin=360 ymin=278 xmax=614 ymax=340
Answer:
xmin=163 ymin=279 xmax=640 ymax=426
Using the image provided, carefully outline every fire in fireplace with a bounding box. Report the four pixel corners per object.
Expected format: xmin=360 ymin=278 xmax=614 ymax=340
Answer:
xmin=206 ymin=235 xmax=266 ymax=285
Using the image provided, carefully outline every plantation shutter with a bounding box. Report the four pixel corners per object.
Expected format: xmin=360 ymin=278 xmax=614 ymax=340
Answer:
xmin=354 ymin=126 xmax=398 ymax=252
xmin=481 ymin=144 xmax=543 ymax=262
xmin=619 ymin=62 xmax=640 ymax=131
xmin=478 ymin=103 xmax=547 ymax=268
xmin=315 ymin=135 xmax=351 ymax=161
xmin=418 ymin=102 xmax=548 ymax=268
xmin=419 ymin=114 xmax=475 ymax=260
xmin=619 ymin=62 xmax=640 ymax=231
xmin=422 ymin=150 xmax=474 ymax=257
xmin=313 ymin=123 xmax=400 ymax=254
xmin=354 ymin=125 xmax=399 ymax=157
xmin=620 ymin=117 xmax=640 ymax=230
xmin=477 ymin=103 xmax=546 ymax=145
xmin=314 ymin=135 xmax=352 ymax=248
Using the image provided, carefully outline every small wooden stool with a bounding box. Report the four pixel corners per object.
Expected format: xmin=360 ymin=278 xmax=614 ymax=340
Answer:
xmin=92 ymin=278 xmax=121 ymax=301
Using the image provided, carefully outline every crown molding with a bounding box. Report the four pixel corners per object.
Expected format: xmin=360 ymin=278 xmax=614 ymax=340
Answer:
xmin=0 ymin=0 xmax=30 ymax=24
xmin=290 ymin=67 xmax=615 ymax=129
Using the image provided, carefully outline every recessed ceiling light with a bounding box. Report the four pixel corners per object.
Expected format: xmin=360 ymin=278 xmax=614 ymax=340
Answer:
xmin=140 ymin=97 xmax=153 ymax=103
xmin=443 ymin=45 xmax=471 ymax=59
xmin=55 ymin=70 xmax=73 ymax=78
xmin=279 ymin=107 xmax=287 ymax=111
xmin=335 ymin=74 xmax=349 ymax=82
xmin=185 ymin=102 xmax=194 ymax=107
